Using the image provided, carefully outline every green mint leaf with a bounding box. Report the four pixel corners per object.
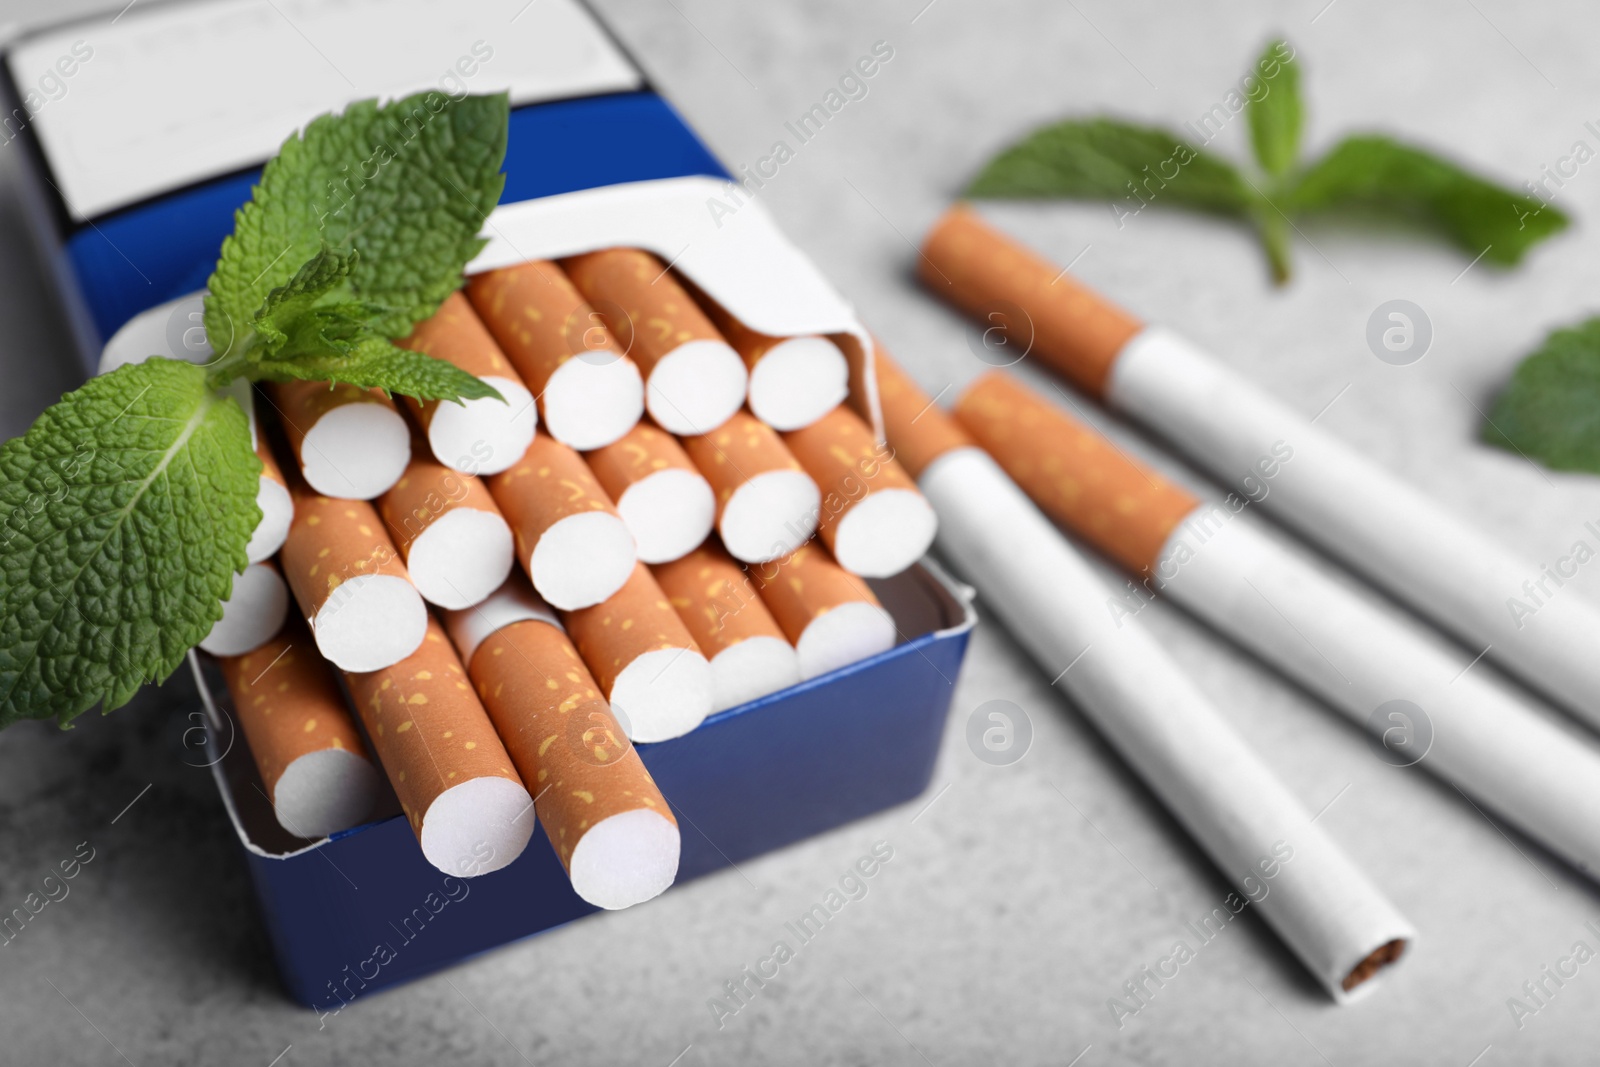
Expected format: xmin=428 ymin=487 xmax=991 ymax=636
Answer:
xmin=206 ymin=91 xmax=510 ymax=352
xmin=252 ymin=335 xmax=504 ymax=405
xmin=1287 ymin=135 xmax=1567 ymax=266
xmin=1483 ymin=318 xmax=1600 ymax=472
xmin=251 ymin=245 xmax=361 ymax=353
xmin=966 ymin=118 xmax=1255 ymax=218
xmin=0 ymin=360 xmax=259 ymax=727
xmin=1247 ymin=40 xmax=1302 ymax=179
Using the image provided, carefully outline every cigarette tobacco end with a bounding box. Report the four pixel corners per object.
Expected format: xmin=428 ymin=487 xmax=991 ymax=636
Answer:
xmin=1341 ymin=938 xmax=1406 ymax=992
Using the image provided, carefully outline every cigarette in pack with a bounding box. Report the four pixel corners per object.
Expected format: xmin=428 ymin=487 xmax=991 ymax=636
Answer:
xmin=215 ymin=616 xmax=381 ymax=839
xmin=268 ymin=380 xmax=411 ymax=501
xmin=960 ymin=369 xmax=1600 ymax=878
xmin=702 ymin=302 xmax=849 ymax=432
xmin=585 ymin=421 xmax=716 ymax=565
xmin=487 ymin=434 xmax=637 ymax=611
xmin=344 ymin=618 xmax=535 ymax=877
xmin=782 ymin=405 xmax=937 ymax=578
xmin=562 ymin=247 xmax=748 ymax=436
xmin=466 ymin=260 xmax=644 ymax=450
xmin=378 ymin=434 xmax=514 ymax=610
xmin=750 ymin=542 xmax=896 ymax=681
xmin=653 ymin=540 xmax=801 ymax=711
xmin=920 ymin=204 xmax=1600 ymax=731
xmin=875 ymin=349 xmax=1414 ymax=1001
xmin=246 ymin=419 xmax=293 ymax=564
xmin=560 ymin=562 xmax=713 ymax=743
xmin=281 ymin=481 xmax=428 ymax=672
xmin=396 ymin=290 xmax=538 ymax=476
xmin=199 ymin=559 xmax=290 ymax=657
xmin=443 ymin=575 xmax=679 ymax=909
xmin=680 ymin=410 xmax=819 ymax=564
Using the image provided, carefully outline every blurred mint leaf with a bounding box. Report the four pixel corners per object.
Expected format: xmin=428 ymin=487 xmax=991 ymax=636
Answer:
xmin=1288 ymin=135 xmax=1567 ymax=266
xmin=0 ymin=360 xmax=259 ymax=727
xmin=1247 ymin=39 xmax=1302 ymax=179
xmin=966 ymin=118 xmax=1255 ymax=217
xmin=964 ymin=39 xmax=1567 ymax=284
xmin=1484 ymin=319 xmax=1600 ymax=472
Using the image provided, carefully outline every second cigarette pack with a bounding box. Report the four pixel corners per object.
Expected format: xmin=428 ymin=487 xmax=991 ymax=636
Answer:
xmin=3 ymin=0 xmax=975 ymax=1006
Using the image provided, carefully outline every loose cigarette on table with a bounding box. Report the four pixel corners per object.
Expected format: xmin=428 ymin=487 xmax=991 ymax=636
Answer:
xmin=560 ymin=562 xmax=713 ymax=743
xmin=563 ymin=247 xmax=748 ymax=436
xmin=700 ymin=302 xmax=850 ymax=432
xmin=247 ymin=421 xmax=293 ymax=563
xmin=654 ymin=540 xmax=801 ymax=711
xmin=876 ymin=348 xmax=1413 ymax=1001
xmin=585 ymin=421 xmax=716 ymax=565
xmin=750 ymin=542 xmax=896 ymax=681
xmin=397 ymin=290 xmax=537 ymax=476
xmin=466 ymin=260 xmax=644 ymax=450
xmin=281 ymin=483 xmax=428 ymax=672
xmin=782 ymin=405 xmax=937 ymax=578
xmin=269 ymin=380 xmax=411 ymax=500
xmin=442 ymin=575 xmax=679 ymax=908
xmin=487 ymin=434 xmax=637 ymax=610
xmin=378 ymin=436 xmax=514 ymax=610
xmin=961 ymin=369 xmax=1600 ymax=878
xmin=200 ymin=559 xmax=290 ymax=657
xmin=921 ymin=204 xmax=1600 ymax=731
xmin=345 ymin=618 xmax=534 ymax=877
xmin=680 ymin=410 xmax=820 ymax=564
xmin=216 ymin=616 xmax=381 ymax=839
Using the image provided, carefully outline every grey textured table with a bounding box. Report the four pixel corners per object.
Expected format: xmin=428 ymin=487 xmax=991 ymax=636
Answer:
xmin=2 ymin=1 xmax=1599 ymax=1063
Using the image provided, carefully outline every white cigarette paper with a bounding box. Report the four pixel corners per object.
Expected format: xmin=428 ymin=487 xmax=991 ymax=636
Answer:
xmin=1110 ymin=327 xmax=1600 ymax=729
xmin=921 ymin=446 xmax=1414 ymax=1001
xmin=1152 ymin=509 xmax=1600 ymax=876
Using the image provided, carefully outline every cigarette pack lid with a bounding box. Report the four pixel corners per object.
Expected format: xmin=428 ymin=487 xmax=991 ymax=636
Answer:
xmin=6 ymin=0 xmax=641 ymax=220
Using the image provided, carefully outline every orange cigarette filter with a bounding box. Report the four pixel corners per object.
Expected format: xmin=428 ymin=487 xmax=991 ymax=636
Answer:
xmin=268 ymin=379 xmax=411 ymax=499
xmin=378 ymin=439 xmax=514 ymax=609
xmin=281 ymin=482 xmax=428 ymax=672
xmin=955 ymin=371 xmax=1199 ymax=573
xmin=396 ymin=291 xmax=537 ymax=475
xmin=584 ymin=420 xmax=715 ymax=564
xmin=560 ymin=561 xmax=712 ymax=742
xmin=561 ymin=248 xmax=721 ymax=380
xmin=919 ymin=205 xmax=1144 ymax=396
xmin=344 ymin=618 xmax=532 ymax=875
xmin=216 ymin=616 xmax=379 ymax=837
xmin=679 ymin=410 xmax=819 ymax=563
xmin=750 ymin=542 xmax=882 ymax=645
xmin=781 ymin=404 xmax=936 ymax=577
xmin=465 ymin=259 xmax=622 ymax=391
xmin=871 ymin=345 xmax=975 ymax=480
xmin=487 ymin=433 xmax=636 ymax=610
xmin=465 ymin=617 xmax=675 ymax=876
xmin=586 ymin=421 xmax=701 ymax=503
xmin=654 ymin=541 xmax=787 ymax=659
xmin=465 ymin=260 xmax=643 ymax=450
xmin=562 ymin=248 xmax=748 ymax=435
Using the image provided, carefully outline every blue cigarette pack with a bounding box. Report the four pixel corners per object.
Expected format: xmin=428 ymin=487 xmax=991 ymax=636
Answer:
xmin=4 ymin=0 xmax=975 ymax=1006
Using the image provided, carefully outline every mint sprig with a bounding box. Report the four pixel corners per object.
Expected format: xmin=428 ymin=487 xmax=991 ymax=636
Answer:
xmin=966 ymin=39 xmax=1566 ymax=284
xmin=0 ymin=90 xmax=511 ymax=728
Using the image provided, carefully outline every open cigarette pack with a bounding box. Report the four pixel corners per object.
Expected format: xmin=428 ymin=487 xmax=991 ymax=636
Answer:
xmin=5 ymin=0 xmax=974 ymax=1006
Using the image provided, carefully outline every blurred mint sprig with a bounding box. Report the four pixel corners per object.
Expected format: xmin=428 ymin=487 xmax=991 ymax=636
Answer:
xmin=0 ymin=91 xmax=509 ymax=729
xmin=965 ymin=39 xmax=1567 ymax=284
